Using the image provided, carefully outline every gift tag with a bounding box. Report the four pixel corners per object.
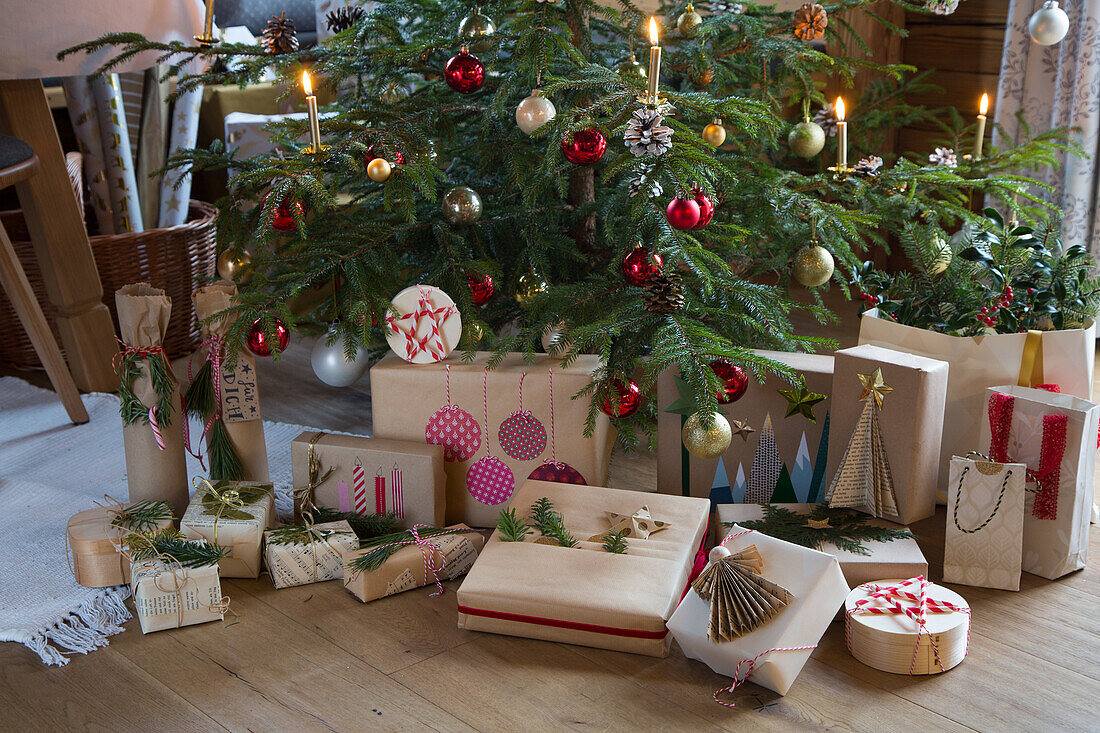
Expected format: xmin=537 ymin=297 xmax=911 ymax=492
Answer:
xmin=528 ymin=461 xmax=587 ymax=485
xmin=384 ymin=284 xmax=461 ymax=364
xmin=466 ymin=456 xmax=516 ymax=505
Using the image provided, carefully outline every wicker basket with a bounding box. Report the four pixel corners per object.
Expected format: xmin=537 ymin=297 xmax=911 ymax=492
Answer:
xmin=0 ymin=201 xmax=217 ymax=369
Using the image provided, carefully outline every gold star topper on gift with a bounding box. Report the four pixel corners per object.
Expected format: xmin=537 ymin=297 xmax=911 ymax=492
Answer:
xmin=731 ymin=419 xmax=755 ymax=441
xmin=805 ymin=517 xmax=832 ymax=529
xmin=777 ymin=386 xmax=827 ymax=423
xmin=604 ymin=506 xmax=671 ymax=540
xmin=858 ymin=368 xmax=893 ymax=409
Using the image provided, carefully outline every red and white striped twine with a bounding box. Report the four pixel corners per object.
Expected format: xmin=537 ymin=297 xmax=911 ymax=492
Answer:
xmin=712 ymin=646 xmax=818 ymax=708
xmin=369 ymin=524 xmax=458 ymax=597
xmin=148 ymin=406 xmax=165 ymax=450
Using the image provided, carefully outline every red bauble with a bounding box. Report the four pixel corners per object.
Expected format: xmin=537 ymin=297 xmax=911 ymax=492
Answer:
xmin=467 ymin=273 xmax=495 ymax=306
xmin=364 ymin=145 xmax=405 ymax=170
xmin=621 ymin=246 xmax=664 ymax=286
xmin=709 ymin=359 xmax=748 ymax=404
xmin=692 ymin=188 xmax=715 ymax=229
xmin=600 ymin=379 xmax=641 ymax=419
xmin=445 ymin=50 xmax=485 ymax=93
xmin=561 ymin=129 xmax=608 ymax=166
xmin=666 ymin=197 xmax=701 ymax=230
xmin=267 ymin=194 xmax=303 ymax=232
xmin=246 ymin=317 xmax=290 ymax=357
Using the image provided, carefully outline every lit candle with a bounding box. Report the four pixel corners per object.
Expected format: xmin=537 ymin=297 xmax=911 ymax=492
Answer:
xmin=974 ymin=93 xmax=989 ymax=160
xmin=195 ymin=0 xmax=216 ymax=45
xmin=646 ymin=18 xmax=661 ymax=104
xmin=302 ymin=71 xmax=322 ymax=154
xmin=835 ymin=97 xmax=847 ymax=170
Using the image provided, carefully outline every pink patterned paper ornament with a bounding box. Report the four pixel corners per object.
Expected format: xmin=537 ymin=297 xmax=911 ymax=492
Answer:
xmin=425 ymin=365 xmax=482 ymax=462
xmin=527 ymin=367 xmax=587 ymax=485
xmin=466 ymin=367 xmax=516 ymax=506
xmin=498 ymin=372 xmax=547 ymax=461
xmin=385 ymin=284 xmax=462 ymax=364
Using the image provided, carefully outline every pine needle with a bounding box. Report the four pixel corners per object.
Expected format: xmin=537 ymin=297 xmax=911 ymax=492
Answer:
xmin=496 ymin=508 xmax=532 ymax=542
xmin=601 ymin=530 xmax=628 ymax=554
xmin=729 ymin=504 xmax=915 ymax=556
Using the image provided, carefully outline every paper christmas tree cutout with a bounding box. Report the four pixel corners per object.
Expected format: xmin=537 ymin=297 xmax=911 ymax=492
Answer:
xmin=692 ymin=544 xmax=794 ymax=642
xmin=771 ymin=464 xmax=797 ymax=502
xmin=746 ymin=414 xmax=781 ymax=502
xmin=806 ymin=412 xmax=830 ymax=503
xmin=790 ymin=434 xmax=813 ymax=501
xmin=824 ymin=371 xmax=898 ymax=518
xmin=709 ymin=457 xmax=733 ymax=506
xmin=731 ymin=463 xmax=747 ymax=503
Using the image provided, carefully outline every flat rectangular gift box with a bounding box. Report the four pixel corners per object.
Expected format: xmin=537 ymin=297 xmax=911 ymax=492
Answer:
xmin=130 ymin=555 xmax=224 ymax=634
xmin=290 ymin=430 xmax=446 ymax=528
xmin=456 ymin=480 xmax=710 ymax=657
xmin=264 ymin=520 xmax=360 ymax=589
xmin=180 ymin=484 xmax=274 ymax=579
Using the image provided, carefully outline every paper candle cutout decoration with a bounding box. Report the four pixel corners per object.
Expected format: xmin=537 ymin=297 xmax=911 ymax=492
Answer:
xmin=374 ymin=466 xmax=386 ymax=514
xmin=824 ymin=368 xmax=900 ymax=518
xmin=352 ymin=458 xmax=368 ymax=515
xmin=692 ymin=544 xmax=794 ymax=642
xmin=391 ymin=463 xmax=404 ymax=519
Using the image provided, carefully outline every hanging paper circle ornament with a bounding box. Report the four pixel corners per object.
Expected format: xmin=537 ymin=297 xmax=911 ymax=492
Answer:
xmin=691 ymin=187 xmax=715 ymax=229
xmin=426 ymin=404 xmax=482 ymax=462
xmin=498 ymin=411 xmax=547 ymax=461
xmin=444 ymin=48 xmax=485 ymax=94
xmin=1029 ymin=1 xmax=1069 ymax=45
xmin=246 ymin=317 xmax=290 ymax=357
xmin=600 ymin=379 xmax=641 ymax=419
xmin=529 ymin=461 xmax=587 ymax=485
xmin=621 ymin=245 xmax=664 ymax=286
xmin=710 ymin=359 xmax=748 ymax=404
xmin=466 ymin=455 xmax=516 ymax=506
xmin=561 ymin=129 xmax=608 ymax=166
xmin=515 ymin=89 xmax=557 ymax=135
xmin=384 ymin=284 xmax=462 ymax=364
xmin=467 ymin=273 xmax=495 ymax=306
xmin=666 ymin=196 xmax=701 ymax=230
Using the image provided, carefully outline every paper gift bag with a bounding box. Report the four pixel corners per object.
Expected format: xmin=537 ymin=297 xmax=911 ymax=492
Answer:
xmin=979 ymin=386 xmax=1100 ymax=579
xmin=130 ymin=556 xmax=224 ymax=634
xmin=716 ymin=504 xmax=926 ymax=591
xmin=859 ymin=309 xmax=1095 ymax=492
xmin=827 ymin=345 xmax=948 ymax=524
xmin=341 ymin=525 xmax=485 ymax=602
xmin=457 ymin=480 xmax=710 ymax=658
xmin=657 ymin=351 xmax=834 ymax=506
xmin=263 ymin=520 xmax=360 ymax=589
xmin=67 ymin=499 xmax=175 ymax=588
xmin=180 ymin=481 xmax=274 ymax=578
xmin=666 ymin=525 xmax=849 ymax=695
xmin=290 ymin=431 xmax=445 ymax=529
xmin=943 ymin=456 xmax=1027 ymax=591
xmin=370 ymin=353 xmax=615 ymax=528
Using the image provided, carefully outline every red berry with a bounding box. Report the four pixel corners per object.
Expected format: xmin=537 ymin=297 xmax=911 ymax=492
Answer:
xmin=1027 ymin=287 xmax=1036 ymax=295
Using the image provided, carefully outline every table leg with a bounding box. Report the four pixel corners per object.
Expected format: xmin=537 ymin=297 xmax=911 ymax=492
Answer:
xmin=0 ymin=79 xmax=118 ymax=392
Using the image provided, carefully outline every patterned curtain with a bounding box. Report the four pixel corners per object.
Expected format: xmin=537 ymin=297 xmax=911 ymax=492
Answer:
xmin=994 ymin=1 xmax=1100 ymax=257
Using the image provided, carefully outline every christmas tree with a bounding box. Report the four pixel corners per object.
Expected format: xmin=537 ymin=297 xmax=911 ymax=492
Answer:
xmin=63 ymin=0 xmax=1075 ymax=443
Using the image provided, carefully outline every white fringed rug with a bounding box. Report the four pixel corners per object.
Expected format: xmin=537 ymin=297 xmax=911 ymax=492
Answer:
xmin=0 ymin=377 xmax=307 ymax=666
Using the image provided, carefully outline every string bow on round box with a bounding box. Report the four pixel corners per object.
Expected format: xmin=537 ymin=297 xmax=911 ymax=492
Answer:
xmin=385 ymin=284 xmax=461 ymax=364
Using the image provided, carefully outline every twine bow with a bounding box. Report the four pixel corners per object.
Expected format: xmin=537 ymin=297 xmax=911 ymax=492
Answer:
xmin=384 ymin=285 xmax=456 ymax=361
xmin=131 ymin=551 xmax=231 ymax=630
xmin=194 ymin=477 xmax=248 ymax=548
xmin=292 ymin=432 xmax=335 ymax=521
xmin=302 ymin=516 xmax=354 ymax=584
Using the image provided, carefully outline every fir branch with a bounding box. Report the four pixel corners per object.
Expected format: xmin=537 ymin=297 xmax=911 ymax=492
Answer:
xmin=125 ymin=528 xmax=227 ymax=569
xmin=111 ymin=500 xmax=174 ymax=533
xmin=728 ymin=504 xmax=915 ymax=556
xmin=265 ymin=523 xmax=356 ymax=546
xmin=601 ymin=530 xmax=628 ymax=554
xmin=184 ymin=359 xmax=215 ymax=419
xmin=347 ymin=526 xmax=480 ymax=574
xmin=496 ymin=508 xmax=533 ymax=542
xmin=310 ymin=508 xmax=401 ymax=539
xmin=116 ymin=350 xmax=176 ymax=428
xmin=207 ymin=419 xmax=244 ymax=481
xmin=527 ymin=497 xmax=578 ymax=548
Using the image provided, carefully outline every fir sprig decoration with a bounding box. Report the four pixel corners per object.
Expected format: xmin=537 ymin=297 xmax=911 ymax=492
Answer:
xmin=185 ymin=359 xmax=244 ymax=481
xmin=311 ymin=508 xmax=400 ymax=539
xmin=198 ymin=480 xmax=272 ymax=520
xmin=529 ymin=497 xmax=578 ymax=548
xmin=347 ymin=526 xmax=480 ymax=574
xmin=125 ymin=528 xmax=227 ymax=568
xmin=601 ymin=530 xmax=628 ymax=554
xmin=265 ymin=523 xmax=355 ymax=546
xmin=111 ymin=500 xmax=173 ymax=533
xmin=727 ymin=504 xmax=916 ymax=556
xmin=497 ymin=508 xmax=533 ymax=542
xmin=116 ymin=349 xmax=175 ymax=428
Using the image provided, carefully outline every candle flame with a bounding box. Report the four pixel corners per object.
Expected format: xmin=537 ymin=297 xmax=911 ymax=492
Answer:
xmin=835 ymin=97 xmax=845 ymax=121
xmin=649 ymin=17 xmax=659 ymax=45
xmin=302 ymin=71 xmax=313 ymax=96
xmin=979 ymin=93 xmax=989 ymax=115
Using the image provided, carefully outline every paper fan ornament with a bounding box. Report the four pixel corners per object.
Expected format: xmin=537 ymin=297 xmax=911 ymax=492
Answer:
xmin=498 ymin=372 xmax=547 ymax=461
xmin=467 ymin=367 xmax=516 ymax=505
xmin=691 ymin=543 xmax=794 ymax=642
xmin=385 ymin=284 xmax=461 ymax=364
xmin=527 ymin=367 xmax=587 ymax=485
xmin=425 ymin=364 xmax=481 ymax=462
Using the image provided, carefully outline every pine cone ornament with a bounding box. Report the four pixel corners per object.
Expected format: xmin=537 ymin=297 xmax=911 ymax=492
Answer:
xmin=644 ymin=272 xmax=685 ymax=313
xmin=853 ymin=155 xmax=883 ymax=177
xmin=326 ymin=6 xmax=365 ymax=34
xmin=628 ymin=168 xmax=664 ymax=198
xmin=624 ymin=108 xmax=674 ymax=158
xmin=792 ymin=3 xmax=828 ymax=42
xmin=813 ymin=103 xmax=839 ymax=137
xmin=929 ymin=147 xmax=958 ymax=168
xmin=926 ymin=0 xmax=959 ymax=15
xmin=262 ymin=12 xmax=300 ymax=55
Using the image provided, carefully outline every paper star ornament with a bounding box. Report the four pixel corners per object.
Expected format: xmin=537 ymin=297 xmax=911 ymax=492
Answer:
xmin=858 ymin=368 xmax=893 ymax=409
xmin=805 ymin=517 xmax=832 ymax=529
xmin=731 ymin=419 xmax=755 ymax=441
xmin=604 ymin=506 xmax=671 ymax=540
xmin=777 ymin=386 xmax=827 ymax=423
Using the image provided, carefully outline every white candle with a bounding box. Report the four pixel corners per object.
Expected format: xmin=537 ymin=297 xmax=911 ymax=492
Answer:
xmin=835 ymin=97 xmax=847 ymax=170
xmin=647 ymin=18 xmax=661 ymax=103
xmin=303 ymin=71 xmax=322 ymax=154
xmin=974 ymin=93 xmax=989 ymax=160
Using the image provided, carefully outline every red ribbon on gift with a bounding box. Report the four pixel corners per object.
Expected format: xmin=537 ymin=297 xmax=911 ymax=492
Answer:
xmin=987 ymin=392 xmax=1068 ymax=520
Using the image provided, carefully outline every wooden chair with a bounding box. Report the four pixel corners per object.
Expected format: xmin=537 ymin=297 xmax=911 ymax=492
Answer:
xmin=0 ymin=134 xmax=88 ymax=423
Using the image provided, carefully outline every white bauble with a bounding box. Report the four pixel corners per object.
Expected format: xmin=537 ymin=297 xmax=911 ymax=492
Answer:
xmin=311 ymin=326 xmax=369 ymax=387
xmin=515 ymin=90 xmax=557 ymax=135
xmin=540 ymin=322 xmax=573 ymax=354
xmin=1029 ymin=1 xmax=1069 ymax=45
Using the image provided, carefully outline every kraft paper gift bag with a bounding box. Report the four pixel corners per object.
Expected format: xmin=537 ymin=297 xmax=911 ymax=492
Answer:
xmin=667 ymin=525 xmax=849 ymax=696
xmin=858 ymin=309 xmax=1094 ymax=493
xmin=657 ymin=351 xmax=834 ymax=506
xmin=371 ymin=353 xmax=615 ymax=528
xmin=457 ymin=480 xmax=710 ymax=657
xmin=290 ymin=430 xmax=445 ymax=529
xmin=979 ymin=386 xmax=1100 ymax=579
xmin=943 ymin=456 xmax=1027 ymax=591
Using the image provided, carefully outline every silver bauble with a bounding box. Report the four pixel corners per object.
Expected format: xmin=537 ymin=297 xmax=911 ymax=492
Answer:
xmin=515 ymin=89 xmax=557 ymax=135
xmin=442 ymin=185 xmax=482 ymax=225
xmin=1029 ymin=1 xmax=1069 ymax=45
xmin=458 ymin=8 xmax=496 ymax=52
xmin=311 ymin=326 xmax=369 ymax=387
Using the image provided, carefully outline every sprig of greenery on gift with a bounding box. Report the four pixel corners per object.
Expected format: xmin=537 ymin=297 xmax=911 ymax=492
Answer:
xmin=111 ymin=499 xmax=173 ymax=533
xmin=529 ymin=497 xmax=578 ymax=548
xmin=601 ymin=530 xmax=628 ymax=555
xmin=311 ymin=508 xmax=400 ymax=539
xmin=198 ymin=480 xmax=273 ymax=520
xmin=853 ymin=209 xmax=1100 ymax=336
xmin=728 ymin=504 xmax=915 ymax=556
xmin=115 ymin=349 xmax=175 ymax=429
xmin=125 ymin=528 xmax=228 ymax=568
xmin=265 ymin=522 xmax=356 ymax=546
xmin=496 ymin=508 xmax=533 ymax=542
xmin=184 ymin=364 xmax=245 ymax=481
xmin=347 ymin=526 xmax=480 ymax=574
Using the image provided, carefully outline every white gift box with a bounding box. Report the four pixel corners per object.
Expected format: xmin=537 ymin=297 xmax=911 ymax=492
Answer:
xmin=224 ymin=111 xmax=339 ymax=163
xmin=667 ymin=525 xmax=849 ymax=695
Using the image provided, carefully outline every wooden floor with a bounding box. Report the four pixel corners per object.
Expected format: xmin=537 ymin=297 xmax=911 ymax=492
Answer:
xmin=2 ymin=297 xmax=1098 ymax=732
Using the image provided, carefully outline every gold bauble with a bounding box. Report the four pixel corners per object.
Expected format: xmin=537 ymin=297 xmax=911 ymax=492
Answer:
xmin=788 ymin=120 xmax=825 ymax=158
xmin=217 ymin=249 xmax=252 ymax=283
xmin=618 ymin=55 xmax=648 ymax=83
xmin=514 ymin=271 xmax=548 ymax=305
xmin=792 ymin=245 xmax=835 ymax=288
xmin=367 ymin=157 xmax=392 ymax=182
xmin=677 ymin=4 xmax=703 ymax=37
xmin=380 ymin=82 xmax=409 ymax=105
xmin=702 ymin=119 xmax=726 ymax=147
xmin=682 ymin=411 xmax=732 ymax=459
xmin=929 ymin=232 xmax=952 ymax=275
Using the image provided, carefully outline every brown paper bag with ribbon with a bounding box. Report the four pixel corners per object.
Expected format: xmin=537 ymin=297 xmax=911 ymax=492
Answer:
xmin=191 ymin=282 xmax=269 ymax=482
xmin=115 ymin=284 xmax=189 ymax=515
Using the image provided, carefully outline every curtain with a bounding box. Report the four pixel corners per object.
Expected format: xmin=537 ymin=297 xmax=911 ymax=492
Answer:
xmin=994 ymin=1 xmax=1100 ymax=257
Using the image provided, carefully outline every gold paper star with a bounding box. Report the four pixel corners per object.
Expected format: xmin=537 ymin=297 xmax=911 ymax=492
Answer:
xmin=731 ymin=419 xmax=755 ymax=441
xmin=602 ymin=506 xmax=671 ymax=540
xmin=805 ymin=518 xmax=832 ymax=529
xmin=858 ymin=368 xmax=893 ymax=409
xmin=777 ymin=386 xmax=827 ymax=423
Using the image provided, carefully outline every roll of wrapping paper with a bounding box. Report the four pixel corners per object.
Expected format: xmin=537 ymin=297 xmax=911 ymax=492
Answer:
xmin=137 ymin=66 xmax=169 ymax=229
xmin=159 ymin=59 xmax=204 ymax=227
xmin=61 ymin=76 xmax=114 ymax=235
xmin=116 ymin=284 xmax=189 ymax=515
xmin=92 ymin=73 xmax=144 ymax=233
xmin=192 ymin=282 xmax=270 ymax=482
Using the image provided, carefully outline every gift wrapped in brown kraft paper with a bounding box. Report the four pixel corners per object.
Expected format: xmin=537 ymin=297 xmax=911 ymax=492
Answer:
xmin=370 ymin=352 xmax=615 ymax=528
xmin=115 ymin=284 xmax=189 ymax=515
xmin=191 ymin=282 xmax=269 ymax=482
xmin=456 ymin=480 xmax=710 ymax=657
